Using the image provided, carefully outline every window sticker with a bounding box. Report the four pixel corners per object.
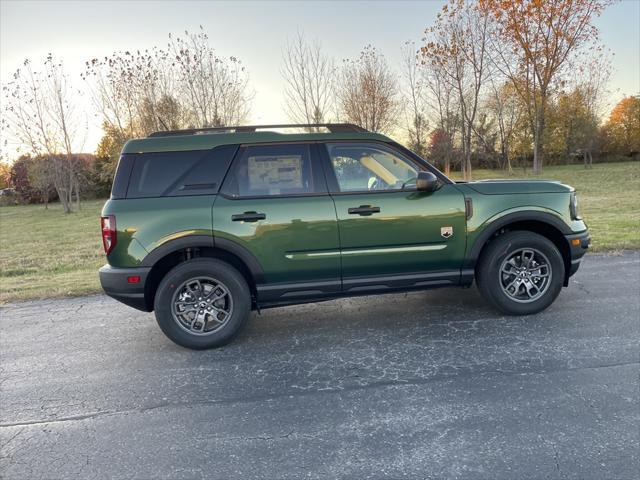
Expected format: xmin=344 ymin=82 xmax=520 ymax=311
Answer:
xmin=248 ymin=155 xmax=303 ymax=192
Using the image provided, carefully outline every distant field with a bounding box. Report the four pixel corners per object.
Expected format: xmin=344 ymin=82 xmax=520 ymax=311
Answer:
xmin=1 ymin=161 xmax=638 ymax=303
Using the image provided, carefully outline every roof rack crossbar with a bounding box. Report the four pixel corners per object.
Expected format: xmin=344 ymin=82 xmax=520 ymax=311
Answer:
xmin=148 ymin=123 xmax=368 ymax=138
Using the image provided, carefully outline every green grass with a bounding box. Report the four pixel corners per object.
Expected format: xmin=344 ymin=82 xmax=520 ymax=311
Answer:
xmin=1 ymin=162 xmax=638 ymax=303
xmin=0 ymin=199 xmax=106 ymax=303
xmin=449 ymin=161 xmax=640 ymax=252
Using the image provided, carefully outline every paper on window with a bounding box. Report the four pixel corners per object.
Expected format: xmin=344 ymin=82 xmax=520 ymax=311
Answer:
xmin=248 ymin=155 xmax=303 ymax=192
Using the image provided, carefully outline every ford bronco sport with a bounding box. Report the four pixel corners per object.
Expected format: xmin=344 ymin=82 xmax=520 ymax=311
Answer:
xmin=99 ymin=123 xmax=590 ymax=349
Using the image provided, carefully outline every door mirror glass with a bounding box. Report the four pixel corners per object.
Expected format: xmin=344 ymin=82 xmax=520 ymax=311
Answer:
xmin=416 ymin=171 xmax=438 ymax=192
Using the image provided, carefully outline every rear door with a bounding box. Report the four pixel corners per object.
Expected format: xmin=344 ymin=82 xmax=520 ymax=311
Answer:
xmin=212 ymin=143 xmax=341 ymax=302
xmin=321 ymin=141 xmax=467 ymax=291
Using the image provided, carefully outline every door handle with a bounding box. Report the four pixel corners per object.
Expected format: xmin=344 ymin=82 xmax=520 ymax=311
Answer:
xmin=348 ymin=205 xmax=380 ymax=216
xmin=231 ymin=211 xmax=266 ymax=222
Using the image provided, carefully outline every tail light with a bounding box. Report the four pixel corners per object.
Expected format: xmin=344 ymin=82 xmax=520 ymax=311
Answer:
xmin=101 ymin=215 xmax=116 ymax=255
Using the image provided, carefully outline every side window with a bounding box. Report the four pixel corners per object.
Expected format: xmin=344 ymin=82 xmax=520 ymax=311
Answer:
xmin=222 ymin=144 xmax=321 ymax=197
xmin=326 ymin=143 xmax=419 ymax=192
xmin=126 ymin=145 xmax=237 ymax=199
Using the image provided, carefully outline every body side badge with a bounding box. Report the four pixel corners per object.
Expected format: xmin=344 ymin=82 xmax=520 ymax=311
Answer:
xmin=441 ymin=226 xmax=453 ymax=239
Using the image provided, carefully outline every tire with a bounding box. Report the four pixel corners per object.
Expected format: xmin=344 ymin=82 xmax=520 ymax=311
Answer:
xmin=476 ymin=231 xmax=565 ymax=315
xmin=153 ymin=258 xmax=251 ymax=349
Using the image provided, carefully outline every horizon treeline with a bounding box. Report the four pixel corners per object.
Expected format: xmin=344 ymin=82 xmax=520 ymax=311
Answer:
xmin=2 ymin=0 xmax=639 ymax=211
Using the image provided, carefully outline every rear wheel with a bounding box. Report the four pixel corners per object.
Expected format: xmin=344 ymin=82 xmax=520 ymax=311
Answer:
xmin=476 ymin=231 xmax=565 ymax=315
xmin=154 ymin=258 xmax=251 ymax=349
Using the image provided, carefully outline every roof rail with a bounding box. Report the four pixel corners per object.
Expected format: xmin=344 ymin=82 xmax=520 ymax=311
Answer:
xmin=147 ymin=123 xmax=368 ymax=138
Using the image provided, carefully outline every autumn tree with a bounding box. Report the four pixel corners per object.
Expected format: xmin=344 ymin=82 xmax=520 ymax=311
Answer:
xmin=27 ymin=157 xmax=55 ymax=208
xmin=481 ymin=0 xmax=614 ymax=173
xmin=421 ymin=0 xmax=491 ymax=180
xmin=0 ymin=163 xmax=11 ymax=189
xmin=339 ymin=45 xmax=398 ymax=133
xmin=281 ymin=31 xmax=335 ymax=127
xmin=2 ymin=56 xmax=85 ymax=213
xmin=601 ymin=96 xmax=640 ymax=155
xmin=428 ymin=128 xmax=456 ymax=174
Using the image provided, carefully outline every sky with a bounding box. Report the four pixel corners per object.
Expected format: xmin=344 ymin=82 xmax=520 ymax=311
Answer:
xmin=1 ymin=0 xmax=639 ymax=156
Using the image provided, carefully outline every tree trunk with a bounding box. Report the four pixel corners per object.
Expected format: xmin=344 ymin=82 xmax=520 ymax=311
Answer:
xmin=75 ymin=179 xmax=81 ymax=211
xmin=463 ymin=126 xmax=473 ymax=181
xmin=57 ymin=187 xmax=71 ymax=214
xmin=533 ymin=100 xmax=546 ymax=174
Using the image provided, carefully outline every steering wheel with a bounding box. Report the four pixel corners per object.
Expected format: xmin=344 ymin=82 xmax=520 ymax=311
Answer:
xmin=367 ymin=177 xmax=381 ymax=191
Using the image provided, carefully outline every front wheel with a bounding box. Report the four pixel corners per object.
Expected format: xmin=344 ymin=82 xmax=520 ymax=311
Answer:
xmin=476 ymin=231 xmax=565 ymax=315
xmin=154 ymin=258 xmax=251 ymax=349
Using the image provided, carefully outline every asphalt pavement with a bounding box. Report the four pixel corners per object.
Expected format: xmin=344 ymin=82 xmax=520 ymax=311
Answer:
xmin=1 ymin=252 xmax=638 ymax=479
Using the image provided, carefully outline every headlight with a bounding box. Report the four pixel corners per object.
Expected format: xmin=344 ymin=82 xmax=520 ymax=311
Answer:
xmin=570 ymin=193 xmax=581 ymax=220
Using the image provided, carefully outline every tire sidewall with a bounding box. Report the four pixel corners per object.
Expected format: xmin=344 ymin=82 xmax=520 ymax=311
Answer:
xmin=154 ymin=258 xmax=251 ymax=349
xmin=478 ymin=232 xmax=565 ymax=315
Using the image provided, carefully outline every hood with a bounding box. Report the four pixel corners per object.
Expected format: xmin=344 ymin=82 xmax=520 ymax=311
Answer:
xmin=460 ymin=179 xmax=574 ymax=195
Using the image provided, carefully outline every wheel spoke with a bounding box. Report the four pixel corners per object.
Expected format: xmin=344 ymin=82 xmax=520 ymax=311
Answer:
xmin=504 ymin=277 xmax=520 ymax=293
xmin=172 ymin=277 xmax=234 ymax=335
xmin=524 ymin=280 xmax=540 ymax=298
xmin=499 ymin=248 xmax=552 ymax=303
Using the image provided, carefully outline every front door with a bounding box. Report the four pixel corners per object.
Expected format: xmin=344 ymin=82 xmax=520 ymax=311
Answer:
xmin=213 ymin=143 xmax=341 ymax=302
xmin=321 ymin=141 xmax=467 ymax=291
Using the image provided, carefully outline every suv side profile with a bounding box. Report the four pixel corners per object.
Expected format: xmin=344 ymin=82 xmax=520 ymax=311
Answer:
xmin=99 ymin=124 xmax=590 ymax=349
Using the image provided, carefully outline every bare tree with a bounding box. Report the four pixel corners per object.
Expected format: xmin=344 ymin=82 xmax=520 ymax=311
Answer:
xmin=421 ymin=58 xmax=459 ymax=176
xmin=401 ymin=42 xmax=429 ymax=157
xmin=2 ymin=55 xmax=85 ymax=213
xmin=421 ymin=0 xmax=491 ymax=180
xmin=281 ymin=31 xmax=335 ymax=127
xmin=485 ymin=80 xmax=522 ymax=173
xmin=83 ymin=47 xmax=182 ymax=138
xmin=339 ymin=45 xmax=398 ymax=133
xmin=169 ymin=27 xmax=251 ymax=127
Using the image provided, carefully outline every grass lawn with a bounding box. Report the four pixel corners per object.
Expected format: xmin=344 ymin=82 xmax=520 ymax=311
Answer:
xmin=1 ymin=161 xmax=638 ymax=303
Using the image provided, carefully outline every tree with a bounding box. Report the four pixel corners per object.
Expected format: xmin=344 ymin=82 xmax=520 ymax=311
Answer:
xmin=2 ymin=55 xmax=85 ymax=213
xmin=83 ymin=47 xmax=185 ymax=138
xmin=84 ymin=27 xmax=252 ymax=140
xmin=428 ymin=128 xmax=456 ymax=174
xmin=281 ymin=31 xmax=335 ymax=127
xmin=9 ymin=156 xmax=38 ymax=202
xmin=485 ymin=81 xmax=523 ymax=172
xmin=401 ymin=42 xmax=429 ymax=157
xmin=421 ymin=52 xmax=460 ymax=176
xmin=546 ymin=88 xmax=600 ymax=166
xmin=169 ymin=27 xmax=251 ymax=127
xmin=339 ymin=45 xmax=398 ymax=133
xmin=0 ymin=163 xmax=10 ymax=189
xmin=421 ymin=0 xmax=491 ymax=180
xmin=601 ymin=96 xmax=640 ymax=155
xmin=27 ymin=157 xmax=55 ymax=208
xmin=481 ymin=0 xmax=613 ymax=173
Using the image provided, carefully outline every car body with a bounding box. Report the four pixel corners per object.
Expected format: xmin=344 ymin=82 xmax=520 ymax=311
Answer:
xmin=99 ymin=124 xmax=590 ymax=349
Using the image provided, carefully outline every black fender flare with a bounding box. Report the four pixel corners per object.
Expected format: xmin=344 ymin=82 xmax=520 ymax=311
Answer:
xmin=140 ymin=234 xmax=265 ymax=284
xmin=465 ymin=211 xmax=572 ymax=269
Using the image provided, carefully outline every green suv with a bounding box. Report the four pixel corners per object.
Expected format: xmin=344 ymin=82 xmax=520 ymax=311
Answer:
xmin=99 ymin=124 xmax=590 ymax=349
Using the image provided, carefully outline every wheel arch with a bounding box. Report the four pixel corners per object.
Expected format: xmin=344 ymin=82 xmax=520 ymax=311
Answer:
xmin=141 ymin=235 xmax=264 ymax=311
xmin=467 ymin=211 xmax=572 ymax=286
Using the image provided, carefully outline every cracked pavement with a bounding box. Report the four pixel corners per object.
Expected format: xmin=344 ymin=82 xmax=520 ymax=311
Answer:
xmin=0 ymin=252 xmax=638 ymax=479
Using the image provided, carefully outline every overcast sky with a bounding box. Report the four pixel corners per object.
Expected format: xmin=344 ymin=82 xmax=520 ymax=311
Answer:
xmin=1 ymin=0 xmax=639 ymax=154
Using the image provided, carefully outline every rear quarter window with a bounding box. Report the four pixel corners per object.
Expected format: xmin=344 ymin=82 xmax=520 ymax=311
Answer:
xmin=110 ymin=154 xmax=134 ymax=199
xmin=124 ymin=144 xmax=238 ymax=199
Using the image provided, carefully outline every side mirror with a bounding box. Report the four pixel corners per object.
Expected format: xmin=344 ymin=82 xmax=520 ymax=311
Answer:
xmin=416 ymin=171 xmax=438 ymax=192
